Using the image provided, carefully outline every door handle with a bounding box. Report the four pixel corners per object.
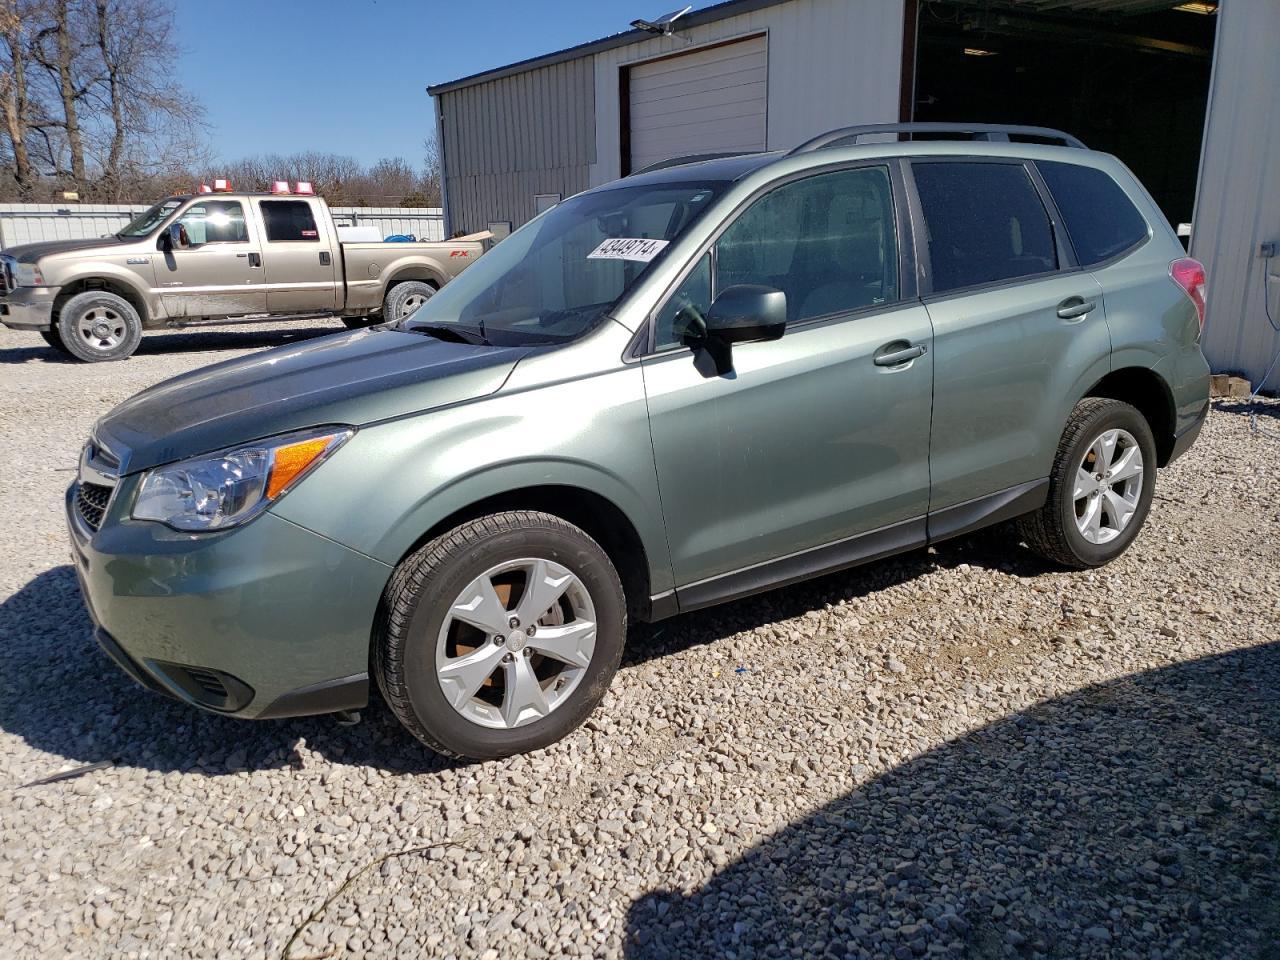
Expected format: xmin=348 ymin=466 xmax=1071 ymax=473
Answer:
xmin=1057 ymin=296 xmax=1096 ymax=320
xmin=319 ymin=251 xmax=331 ymax=266
xmin=874 ymin=341 xmax=926 ymax=367
xmin=248 ymin=252 xmax=261 ymax=268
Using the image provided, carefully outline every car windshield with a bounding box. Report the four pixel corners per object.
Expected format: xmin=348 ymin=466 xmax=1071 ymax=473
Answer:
xmin=404 ymin=181 xmax=725 ymax=346
xmin=117 ymin=198 xmax=184 ymax=238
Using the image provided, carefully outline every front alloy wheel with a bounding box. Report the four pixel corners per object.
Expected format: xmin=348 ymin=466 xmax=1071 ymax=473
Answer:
xmin=436 ymin=558 xmax=597 ymax=730
xmin=374 ymin=511 xmax=626 ymax=760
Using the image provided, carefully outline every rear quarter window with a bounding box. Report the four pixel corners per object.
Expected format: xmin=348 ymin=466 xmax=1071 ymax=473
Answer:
xmin=1037 ymin=160 xmax=1150 ymax=266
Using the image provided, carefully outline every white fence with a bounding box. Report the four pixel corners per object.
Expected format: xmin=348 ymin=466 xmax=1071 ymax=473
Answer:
xmin=0 ymin=203 xmax=445 ymax=248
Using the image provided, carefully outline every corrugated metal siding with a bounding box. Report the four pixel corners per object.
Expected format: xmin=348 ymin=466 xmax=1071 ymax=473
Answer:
xmin=0 ymin=204 xmax=148 ymax=247
xmin=432 ymin=0 xmax=902 ymax=233
xmin=593 ymin=0 xmax=904 ymax=187
xmin=436 ymin=57 xmax=596 ymax=234
xmin=628 ymin=35 xmax=769 ymax=172
xmin=1191 ymin=0 xmax=1280 ymax=390
xmin=0 ymin=204 xmax=443 ymax=248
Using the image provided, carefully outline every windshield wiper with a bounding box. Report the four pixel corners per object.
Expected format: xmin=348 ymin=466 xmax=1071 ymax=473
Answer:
xmin=407 ymin=324 xmax=492 ymax=346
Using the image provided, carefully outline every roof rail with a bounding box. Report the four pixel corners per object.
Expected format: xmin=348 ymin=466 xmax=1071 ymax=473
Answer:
xmin=788 ymin=123 xmax=1087 ymax=155
xmin=633 ymin=151 xmax=758 ymax=175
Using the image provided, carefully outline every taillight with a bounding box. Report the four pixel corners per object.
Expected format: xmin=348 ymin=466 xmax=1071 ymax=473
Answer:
xmin=1170 ymin=257 xmax=1206 ymax=329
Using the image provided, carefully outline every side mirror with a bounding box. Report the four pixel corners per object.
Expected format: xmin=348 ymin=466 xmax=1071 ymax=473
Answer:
xmin=167 ymin=222 xmax=191 ymax=251
xmin=685 ymin=284 xmax=787 ymax=376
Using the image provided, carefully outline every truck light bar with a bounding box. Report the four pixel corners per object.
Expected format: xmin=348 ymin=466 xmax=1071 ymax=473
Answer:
xmin=271 ymin=181 xmax=291 ymax=195
xmin=197 ymin=184 xmax=213 ymax=194
xmin=212 ymin=178 xmax=232 ymax=192
xmin=294 ymin=181 xmax=315 ymax=196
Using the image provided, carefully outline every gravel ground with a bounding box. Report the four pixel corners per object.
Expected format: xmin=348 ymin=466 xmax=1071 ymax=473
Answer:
xmin=0 ymin=323 xmax=1277 ymax=960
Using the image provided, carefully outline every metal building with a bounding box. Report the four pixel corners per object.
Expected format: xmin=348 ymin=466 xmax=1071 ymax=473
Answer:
xmin=428 ymin=0 xmax=1280 ymax=389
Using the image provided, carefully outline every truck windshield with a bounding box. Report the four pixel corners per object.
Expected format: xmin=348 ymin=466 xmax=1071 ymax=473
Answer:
xmin=404 ymin=181 xmax=724 ymax=346
xmin=117 ymin=198 xmax=184 ymax=238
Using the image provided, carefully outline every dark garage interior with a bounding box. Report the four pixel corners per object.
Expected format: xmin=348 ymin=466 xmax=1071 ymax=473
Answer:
xmin=911 ymin=1 xmax=1217 ymax=230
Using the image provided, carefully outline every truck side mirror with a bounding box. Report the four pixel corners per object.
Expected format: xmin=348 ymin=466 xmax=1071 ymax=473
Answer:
xmin=685 ymin=284 xmax=787 ymax=376
xmin=167 ymin=223 xmax=191 ymax=251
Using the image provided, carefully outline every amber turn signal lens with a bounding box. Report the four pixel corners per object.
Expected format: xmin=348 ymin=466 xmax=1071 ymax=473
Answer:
xmin=266 ymin=436 xmax=335 ymax=499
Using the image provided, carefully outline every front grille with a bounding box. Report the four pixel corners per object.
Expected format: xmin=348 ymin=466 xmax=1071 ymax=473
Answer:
xmin=75 ymin=482 xmax=113 ymax=531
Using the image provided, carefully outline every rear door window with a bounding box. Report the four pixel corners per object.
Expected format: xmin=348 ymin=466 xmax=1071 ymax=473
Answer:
xmin=912 ymin=161 xmax=1057 ymax=295
xmin=1037 ymin=160 xmax=1149 ymax=266
xmin=261 ymin=200 xmax=321 ymax=242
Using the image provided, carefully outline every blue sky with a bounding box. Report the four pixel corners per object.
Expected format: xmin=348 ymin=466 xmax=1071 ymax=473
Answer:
xmin=174 ymin=0 xmax=718 ymax=169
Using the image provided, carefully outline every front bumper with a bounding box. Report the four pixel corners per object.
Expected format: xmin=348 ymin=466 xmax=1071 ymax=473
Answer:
xmin=67 ymin=479 xmax=391 ymax=719
xmin=0 ymin=286 xmax=58 ymax=330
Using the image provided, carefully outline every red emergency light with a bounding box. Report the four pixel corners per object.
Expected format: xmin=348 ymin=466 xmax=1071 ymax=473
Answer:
xmin=197 ymin=183 xmax=213 ymax=194
xmin=212 ymin=178 xmax=232 ymax=192
xmin=270 ymin=181 xmax=291 ymax=195
xmin=293 ymin=181 xmax=315 ymax=196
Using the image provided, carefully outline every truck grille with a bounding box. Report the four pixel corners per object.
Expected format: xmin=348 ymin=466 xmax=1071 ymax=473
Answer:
xmin=75 ymin=482 xmax=113 ymax=531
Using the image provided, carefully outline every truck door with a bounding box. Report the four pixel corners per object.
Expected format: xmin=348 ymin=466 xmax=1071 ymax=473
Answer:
xmin=154 ymin=198 xmax=267 ymax=318
xmin=256 ymin=198 xmax=340 ymax=313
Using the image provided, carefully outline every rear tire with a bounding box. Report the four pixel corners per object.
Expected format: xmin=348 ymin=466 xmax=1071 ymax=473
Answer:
xmin=56 ymin=291 xmax=143 ymax=362
xmin=1018 ymin=397 xmax=1157 ymax=569
xmin=382 ymin=281 xmax=435 ymax=323
xmin=374 ymin=511 xmax=626 ymax=761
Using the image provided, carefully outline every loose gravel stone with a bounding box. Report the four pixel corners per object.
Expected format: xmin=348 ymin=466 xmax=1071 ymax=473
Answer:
xmin=0 ymin=324 xmax=1277 ymax=959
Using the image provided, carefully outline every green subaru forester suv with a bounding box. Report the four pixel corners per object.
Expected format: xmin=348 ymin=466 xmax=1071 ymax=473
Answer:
xmin=67 ymin=124 xmax=1210 ymax=760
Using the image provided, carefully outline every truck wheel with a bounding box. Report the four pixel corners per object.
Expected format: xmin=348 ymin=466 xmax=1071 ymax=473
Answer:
xmin=40 ymin=328 xmax=70 ymax=354
xmin=382 ymin=281 xmax=435 ymax=322
xmin=1018 ymin=398 xmax=1157 ymax=570
xmin=373 ymin=510 xmax=626 ymax=761
xmin=56 ymin=291 xmax=143 ymax=362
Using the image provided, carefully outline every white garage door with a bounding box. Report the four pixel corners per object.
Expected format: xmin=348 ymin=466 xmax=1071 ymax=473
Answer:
xmin=628 ymin=35 xmax=768 ymax=174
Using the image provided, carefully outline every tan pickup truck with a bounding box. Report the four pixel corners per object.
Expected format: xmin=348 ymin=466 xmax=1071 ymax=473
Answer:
xmin=0 ymin=191 xmax=485 ymax=361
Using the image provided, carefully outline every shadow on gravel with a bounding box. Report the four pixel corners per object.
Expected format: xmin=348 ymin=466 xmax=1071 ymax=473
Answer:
xmin=3 ymin=525 xmax=1053 ymax=780
xmin=0 ymin=566 xmax=463 ymax=780
xmin=626 ymin=642 xmax=1280 ymax=960
xmin=0 ymin=323 xmax=343 ymax=365
xmin=623 ymin=523 xmax=1056 ymax=669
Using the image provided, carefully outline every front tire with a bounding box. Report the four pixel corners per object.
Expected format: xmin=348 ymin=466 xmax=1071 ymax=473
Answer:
xmin=1019 ymin=397 xmax=1157 ymax=569
xmin=56 ymin=291 xmax=143 ymax=362
xmin=374 ymin=511 xmax=626 ymax=760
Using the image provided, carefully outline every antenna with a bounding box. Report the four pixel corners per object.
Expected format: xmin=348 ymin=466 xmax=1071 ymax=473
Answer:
xmin=630 ymin=4 xmax=692 ymax=35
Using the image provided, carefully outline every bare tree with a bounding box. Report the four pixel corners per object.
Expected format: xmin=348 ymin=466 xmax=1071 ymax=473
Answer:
xmin=0 ymin=0 xmax=35 ymax=195
xmin=88 ymin=0 xmax=205 ymax=199
xmin=0 ymin=0 xmax=205 ymax=199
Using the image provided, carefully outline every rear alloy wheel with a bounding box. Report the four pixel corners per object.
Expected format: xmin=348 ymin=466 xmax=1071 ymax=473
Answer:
xmin=1019 ymin=397 xmax=1157 ymax=569
xmin=56 ymin=290 xmax=143 ymax=362
xmin=382 ymin=281 xmax=435 ymax=323
xmin=374 ymin=511 xmax=626 ymax=760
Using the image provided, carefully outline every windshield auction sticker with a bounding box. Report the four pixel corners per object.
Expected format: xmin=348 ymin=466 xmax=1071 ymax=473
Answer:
xmin=588 ymin=238 xmax=669 ymax=262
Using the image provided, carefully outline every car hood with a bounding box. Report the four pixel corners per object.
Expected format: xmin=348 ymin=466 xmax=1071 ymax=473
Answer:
xmin=94 ymin=326 xmax=530 ymax=474
xmin=4 ymin=236 xmax=129 ymax=262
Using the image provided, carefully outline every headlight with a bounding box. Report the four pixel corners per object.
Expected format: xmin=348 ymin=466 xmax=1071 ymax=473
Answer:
xmin=14 ymin=262 xmax=44 ymax=286
xmin=132 ymin=427 xmax=353 ymax=531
